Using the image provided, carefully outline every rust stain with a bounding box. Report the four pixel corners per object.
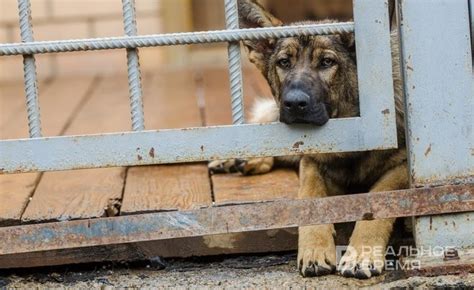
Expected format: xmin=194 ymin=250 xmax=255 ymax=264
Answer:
xmin=292 ymin=141 xmax=304 ymax=149
xmin=0 ymin=184 xmax=471 ymax=255
xmin=381 ymin=108 xmax=390 ymax=115
xmin=149 ymin=147 xmax=155 ymax=158
xmin=362 ymin=212 xmax=374 ymax=220
xmin=424 ymin=144 xmax=432 ymax=157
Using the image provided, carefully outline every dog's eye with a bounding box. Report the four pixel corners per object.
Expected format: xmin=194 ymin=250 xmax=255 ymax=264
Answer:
xmin=277 ymin=58 xmax=291 ymax=69
xmin=320 ymin=57 xmax=336 ymax=68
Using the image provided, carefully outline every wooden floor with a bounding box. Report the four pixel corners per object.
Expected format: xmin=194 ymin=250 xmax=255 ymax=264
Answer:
xmin=0 ymin=66 xmax=301 ymax=268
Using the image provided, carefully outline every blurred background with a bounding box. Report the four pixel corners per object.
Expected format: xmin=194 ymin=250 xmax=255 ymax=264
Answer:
xmin=0 ymin=0 xmax=353 ymax=83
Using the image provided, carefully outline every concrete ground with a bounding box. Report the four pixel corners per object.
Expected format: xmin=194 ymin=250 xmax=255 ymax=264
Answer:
xmin=2 ymin=254 xmax=473 ymax=289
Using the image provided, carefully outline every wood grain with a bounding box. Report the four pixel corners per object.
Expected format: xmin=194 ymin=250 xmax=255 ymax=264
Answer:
xmin=0 ymin=77 xmax=94 ymax=225
xmin=213 ymin=169 xmax=299 ymax=205
xmin=21 ymin=76 xmax=130 ymax=222
xmin=121 ymin=71 xmax=212 ymax=215
xmin=122 ymin=164 xmax=211 ymax=213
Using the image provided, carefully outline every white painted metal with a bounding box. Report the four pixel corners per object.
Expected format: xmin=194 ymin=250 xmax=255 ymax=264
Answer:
xmin=399 ymin=0 xmax=473 ymax=248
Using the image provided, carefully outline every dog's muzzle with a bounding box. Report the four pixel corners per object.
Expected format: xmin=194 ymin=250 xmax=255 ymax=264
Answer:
xmin=280 ymin=89 xmax=329 ymax=126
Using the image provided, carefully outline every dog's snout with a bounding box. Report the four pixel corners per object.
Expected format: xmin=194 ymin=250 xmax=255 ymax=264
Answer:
xmin=282 ymin=90 xmax=310 ymax=112
xmin=280 ymin=89 xmax=329 ymax=126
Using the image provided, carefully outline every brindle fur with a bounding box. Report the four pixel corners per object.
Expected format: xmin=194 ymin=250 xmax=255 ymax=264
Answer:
xmin=209 ymin=0 xmax=408 ymax=279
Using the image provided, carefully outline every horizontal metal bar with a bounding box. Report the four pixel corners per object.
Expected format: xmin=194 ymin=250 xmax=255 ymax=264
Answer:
xmin=0 ymin=118 xmax=398 ymax=173
xmin=0 ymin=184 xmax=472 ymax=255
xmin=0 ymin=22 xmax=354 ymax=56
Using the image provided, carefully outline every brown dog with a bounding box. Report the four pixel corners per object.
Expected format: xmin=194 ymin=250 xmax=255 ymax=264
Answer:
xmin=209 ymin=0 xmax=407 ymax=279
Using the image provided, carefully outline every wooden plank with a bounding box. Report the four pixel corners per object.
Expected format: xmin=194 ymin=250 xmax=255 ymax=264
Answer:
xmin=0 ymin=77 xmax=94 ymax=225
xmin=122 ymin=164 xmax=211 ymax=213
xmin=0 ymin=81 xmax=43 ymax=226
xmin=212 ymin=169 xmax=299 ymax=205
xmin=121 ymin=71 xmax=212 ymax=215
xmin=0 ymin=81 xmax=35 ymax=132
xmin=20 ymin=75 xmax=130 ymax=222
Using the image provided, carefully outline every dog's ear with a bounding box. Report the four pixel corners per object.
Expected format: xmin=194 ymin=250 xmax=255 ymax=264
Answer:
xmin=340 ymin=32 xmax=355 ymax=52
xmin=237 ymin=0 xmax=282 ymax=75
xmin=238 ymin=0 xmax=282 ymax=28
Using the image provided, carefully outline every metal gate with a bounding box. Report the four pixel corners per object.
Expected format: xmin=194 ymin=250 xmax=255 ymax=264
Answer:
xmin=0 ymin=0 xmax=473 ymax=270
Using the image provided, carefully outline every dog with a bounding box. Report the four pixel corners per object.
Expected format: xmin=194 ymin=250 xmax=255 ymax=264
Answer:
xmin=209 ymin=0 xmax=407 ymax=279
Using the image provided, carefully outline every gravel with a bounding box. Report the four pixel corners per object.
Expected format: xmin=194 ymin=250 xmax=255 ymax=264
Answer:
xmin=2 ymin=254 xmax=473 ymax=289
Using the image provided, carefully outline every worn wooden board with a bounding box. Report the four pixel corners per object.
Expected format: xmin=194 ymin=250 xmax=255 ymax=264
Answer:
xmin=0 ymin=78 xmax=94 ymax=225
xmin=213 ymin=169 xmax=299 ymax=205
xmin=21 ymin=76 xmax=130 ymax=222
xmin=120 ymin=71 xmax=212 ymax=215
xmin=0 ymin=81 xmax=39 ymax=132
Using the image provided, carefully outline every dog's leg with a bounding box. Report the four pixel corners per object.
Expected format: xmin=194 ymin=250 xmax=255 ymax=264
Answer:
xmin=298 ymin=156 xmax=337 ymax=277
xmin=338 ymin=164 xmax=408 ymax=279
xmin=209 ymin=99 xmax=278 ymax=175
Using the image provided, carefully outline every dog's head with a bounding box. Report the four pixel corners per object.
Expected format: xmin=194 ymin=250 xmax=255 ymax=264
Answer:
xmin=238 ymin=0 xmax=359 ymax=125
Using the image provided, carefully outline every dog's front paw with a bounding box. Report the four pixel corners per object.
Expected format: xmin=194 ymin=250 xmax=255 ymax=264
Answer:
xmin=298 ymin=245 xmax=336 ymax=277
xmin=208 ymin=159 xmax=239 ymax=174
xmin=338 ymin=245 xmax=385 ymax=279
xmin=297 ymin=225 xmax=336 ymax=277
xmin=209 ymin=157 xmax=274 ymax=175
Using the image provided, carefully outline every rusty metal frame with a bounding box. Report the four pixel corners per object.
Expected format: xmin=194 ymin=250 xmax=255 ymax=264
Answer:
xmin=0 ymin=184 xmax=472 ymax=255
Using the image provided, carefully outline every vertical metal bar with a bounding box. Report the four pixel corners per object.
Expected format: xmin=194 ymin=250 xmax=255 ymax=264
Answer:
xmin=354 ymin=0 xmax=397 ymax=149
xmin=470 ymin=0 xmax=474 ymax=51
xmin=399 ymin=0 xmax=473 ymax=248
xmin=122 ymin=0 xmax=145 ymax=131
xmin=224 ymin=0 xmax=245 ymax=124
xmin=17 ymin=0 xmax=42 ymax=138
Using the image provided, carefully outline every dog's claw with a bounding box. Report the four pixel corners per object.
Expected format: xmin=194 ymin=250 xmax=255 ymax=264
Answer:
xmin=337 ymin=246 xmax=384 ymax=279
xmin=208 ymin=159 xmax=238 ymax=174
xmin=297 ymin=246 xmax=336 ymax=278
xmin=208 ymin=157 xmax=274 ymax=175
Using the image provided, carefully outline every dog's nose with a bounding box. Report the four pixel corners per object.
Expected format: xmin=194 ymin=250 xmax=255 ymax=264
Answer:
xmin=282 ymin=90 xmax=310 ymax=112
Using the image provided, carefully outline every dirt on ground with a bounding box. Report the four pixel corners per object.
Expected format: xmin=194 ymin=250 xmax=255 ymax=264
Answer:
xmin=1 ymin=254 xmax=473 ymax=289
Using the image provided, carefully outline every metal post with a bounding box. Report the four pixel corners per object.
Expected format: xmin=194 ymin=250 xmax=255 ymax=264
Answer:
xmin=17 ymin=0 xmax=42 ymax=138
xmin=122 ymin=0 xmax=145 ymax=131
xmin=399 ymin=0 xmax=473 ymax=248
xmin=224 ymin=0 xmax=245 ymax=124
